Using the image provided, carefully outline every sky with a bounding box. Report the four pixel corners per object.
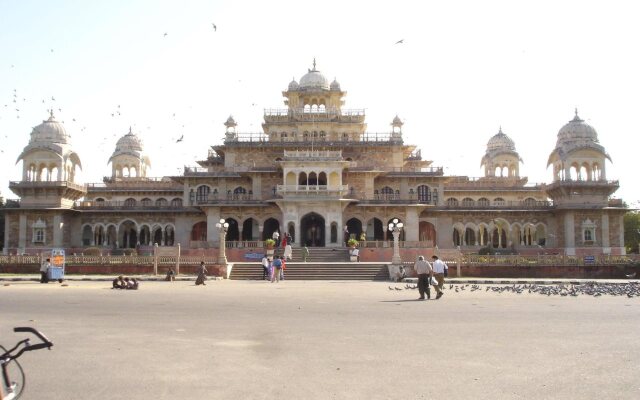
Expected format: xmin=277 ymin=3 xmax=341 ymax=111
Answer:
xmin=1 ymin=0 xmax=639 ymax=207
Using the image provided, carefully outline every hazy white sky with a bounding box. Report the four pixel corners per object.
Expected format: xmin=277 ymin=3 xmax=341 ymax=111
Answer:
xmin=1 ymin=0 xmax=639 ymax=206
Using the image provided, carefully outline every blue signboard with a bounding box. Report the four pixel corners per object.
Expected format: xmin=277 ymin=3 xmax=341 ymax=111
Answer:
xmin=244 ymin=252 xmax=264 ymax=260
xmin=584 ymin=255 xmax=596 ymax=265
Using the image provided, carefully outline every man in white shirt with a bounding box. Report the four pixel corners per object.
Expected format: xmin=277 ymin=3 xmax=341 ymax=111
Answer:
xmin=414 ymin=255 xmax=433 ymax=300
xmin=40 ymin=258 xmax=51 ymax=283
xmin=351 ymin=247 xmax=360 ymax=262
xmin=431 ymin=255 xmax=448 ymax=299
xmin=261 ymin=255 xmax=270 ymax=280
xmin=272 ymin=230 xmax=280 ymax=247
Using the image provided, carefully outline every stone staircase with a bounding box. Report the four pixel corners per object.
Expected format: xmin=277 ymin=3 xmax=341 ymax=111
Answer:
xmin=272 ymin=247 xmax=351 ymax=263
xmin=229 ymin=261 xmax=390 ymax=281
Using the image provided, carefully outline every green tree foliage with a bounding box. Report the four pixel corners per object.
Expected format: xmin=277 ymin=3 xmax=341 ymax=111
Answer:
xmin=624 ymin=211 xmax=640 ymax=253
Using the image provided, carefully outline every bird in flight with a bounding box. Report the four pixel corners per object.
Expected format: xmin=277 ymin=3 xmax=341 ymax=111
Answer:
xmin=176 ymin=134 xmax=184 ymax=143
xmin=163 ymin=32 xmax=168 ymax=37
xmin=212 ymin=23 xmax=217 ymax=31
xmin=395 ymin=39 xmax=404 ymax=44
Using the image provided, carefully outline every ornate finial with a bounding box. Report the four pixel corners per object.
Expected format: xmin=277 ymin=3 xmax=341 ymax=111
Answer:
xmin=128 ymin=126 xmax=133 ymax=134
xmin=312 ymin=57 xmax=316 ymax=71
xmin=48 ymin=108 xmax=54 ymax=119
xmin=572 ymin=107 xmax=583 ymax=122
xmin=499 ymin=126 xmax=503 ymax=134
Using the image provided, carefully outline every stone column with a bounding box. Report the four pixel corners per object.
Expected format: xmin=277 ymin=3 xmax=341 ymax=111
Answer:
xmin=18 ymin=214 xmax=27 ymax=251
xmin=564 ymin=212 xmax=576 ymax=255
xmin=3 ymin=214 xmax=10 ymax=254
xmin=404 ymin=208 xmax=419 ymax=242
xmin=325 ymin=221 xmax=331 ymax=247
xmin=601 ymin=213 xmax=610 ymax=252
xmin=294 ymin=219 xmax=300 ymax=247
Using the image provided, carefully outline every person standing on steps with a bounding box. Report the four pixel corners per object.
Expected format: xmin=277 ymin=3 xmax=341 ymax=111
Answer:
xmin=272 ymin=230 xmax=280 ymax=247
xmin=261 ymin=254 xmax=270 ymax=280
xmin=271 ymin=256 xmax=283 ymax=283
xmin=414 ymin=255 xmax=432 ymax=300
xmin=431 ymin=255 xmax=447 ymax=299
xmin=302 ymin=246 xmax=309 ymax=262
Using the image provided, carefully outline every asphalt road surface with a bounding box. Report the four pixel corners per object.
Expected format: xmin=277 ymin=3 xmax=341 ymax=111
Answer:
xmin=1 ymin=280 xmax=639 ymax=399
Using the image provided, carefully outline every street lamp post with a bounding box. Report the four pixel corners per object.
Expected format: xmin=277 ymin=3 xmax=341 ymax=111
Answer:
xmin=388 ymin=218 xmax=404 ymax=265
xmin=215 ymin=218 xmax=229 ymax=265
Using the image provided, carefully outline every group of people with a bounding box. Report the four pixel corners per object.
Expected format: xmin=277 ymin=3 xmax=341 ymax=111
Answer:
xmin=261 ymin=255 xmax=287 ymax=282
xmin=414 ymin=255 xmax=448 ymax=300
xmin=112 ymin=275 xmax=139 ymax=290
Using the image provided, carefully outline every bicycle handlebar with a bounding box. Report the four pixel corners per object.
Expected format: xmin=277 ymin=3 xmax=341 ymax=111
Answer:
xmin=13 ymin=327 xmax=53 ymax=348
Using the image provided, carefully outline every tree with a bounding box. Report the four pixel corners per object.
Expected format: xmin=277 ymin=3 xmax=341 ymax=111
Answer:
xmin=0 ymin=192 xmax=4 ymax=252
xmin=624 ymin=211 xmax=640 ymax=254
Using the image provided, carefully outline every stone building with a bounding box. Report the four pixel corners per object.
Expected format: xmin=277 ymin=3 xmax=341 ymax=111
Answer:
xmin=3 ymin=62 xmax=627 ymax=257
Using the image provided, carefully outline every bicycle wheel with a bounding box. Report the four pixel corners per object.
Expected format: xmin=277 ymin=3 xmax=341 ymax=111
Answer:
xmin=0 ymin=345 xmax=25 ymax=399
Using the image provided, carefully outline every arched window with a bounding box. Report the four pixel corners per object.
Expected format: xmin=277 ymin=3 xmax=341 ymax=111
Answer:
xmin=461 ymin=198 xmax=475 ymax=207
xmin=477 ymin=198 xmax=490 ymax=207
xmin=170 ymin=198 xmax=182 ymax=207
xmin=141 ymin=198 xmax=152 ymax=207
xmin=196 ymin=185 xmax=210 ymax=203
xmin=493 ymin=197 xmax=505 ymax=206
xmin=523 ymin=197 xmax=537 ymax=207
xmin=417 ymin=185 xmax=431 ymax=203
xmin=124 ymin=198 xmax=136 ymax=207
xmin=381 ymin=186 xmax=394 ymax=200
xmin=446 ymin=198 xmax=459 ymax=207
xmin=155 ymin=198 xmax=168 ymax=207
xmin=233 ymin=186 xmax=247 ymax=200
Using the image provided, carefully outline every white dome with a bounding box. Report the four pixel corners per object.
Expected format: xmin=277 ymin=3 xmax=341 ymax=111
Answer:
xmin=330 ymin=78 xmax=341 ymax=91
xmin=556 ymin=110 xmax=599 ymax=145
xmin=29 ymin=112 xmax=70 ymax=145
xmin=299 ymin=60 xmax=329 ymax=91
xmin=109 ymin=128 xmax=145 ymax=162
xmin=486 ymin=128 xmax=516 ymax=152
xmin=288 ymin=78 xmax=299 ymax=91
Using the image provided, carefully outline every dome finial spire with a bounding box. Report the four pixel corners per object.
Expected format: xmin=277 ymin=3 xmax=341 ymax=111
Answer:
xmin=48 ymin=108 xmax=54 ymax=120
xmin=572 ymin=107 xmax=583 ymax=122
xmin=499 ymin=125 xmax=503 ymax=134
xmin=128 ymin=126 xmax=132 ymax=134
xmin=312 ymin=57 xmax=316 ymax=71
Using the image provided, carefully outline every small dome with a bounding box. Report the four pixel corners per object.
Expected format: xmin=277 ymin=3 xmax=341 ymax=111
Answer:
xmin=556 ymin=110 xmax=599 ymax=145
xmin=330 ymin=78 xmax=340 ymax=91
xmin=225 ymin=115 xmax=237 ymax=127
xmin=109 ymin=127 xmax=145 ymax=163
xmin=392 ymin=115 xmax=403 ymax=126
xmin=29 ymin=111 xmax=70 ymax=145
xmin=299 ymin=59 xmax=329 ymax=90
xmin=288 ymin=78 xmax=299 ymax=91
xmin=486 ymin=127 xmax=516 ymax=152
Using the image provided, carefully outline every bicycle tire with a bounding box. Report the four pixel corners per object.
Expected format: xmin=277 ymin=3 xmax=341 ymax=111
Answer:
xmin=0 ymin=345 xmax=26 ymax=400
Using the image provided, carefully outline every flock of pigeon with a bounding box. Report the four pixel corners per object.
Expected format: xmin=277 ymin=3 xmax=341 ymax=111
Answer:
xmin=389 ymin=282 xmax=640 ymax=298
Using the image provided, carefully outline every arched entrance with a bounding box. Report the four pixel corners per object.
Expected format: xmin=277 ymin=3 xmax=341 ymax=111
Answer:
xmin=226 ymin=218 xmax=240 ymax=241
xmin=191 ymin=221 xmax=207 ymax=241
xmin=263 ymin=218 xmax=280 ymax=241
xmin=366 ymin=218 xmax=384 ymax=241
xmin=419 ymin=221 xmax=436 ymax=244
xmin=118 ymin=220 xmax=137 ymax=248
xmin=301 ymin=213 xmax=325 ymax=247
xmin=346 ymin=218 xmax=363 ymax=240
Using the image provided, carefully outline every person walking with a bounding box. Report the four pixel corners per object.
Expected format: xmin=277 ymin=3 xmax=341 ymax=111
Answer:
xmin=271 ymin=256 xmax=283 ymax=283
xmin=283 ymin=242 xmax=293 ymax=261
xmin=39 ymin=257 xmax=51 ymax=283
xmin=414 ymin=255 xmax=433 ymax=300
xmin=261 ymin=254 xmax=270 ymax=280
xmin=196 ymin=261 xmax=208 ymax=286
xmin=431 ymin=255 xmax=448 ymax=299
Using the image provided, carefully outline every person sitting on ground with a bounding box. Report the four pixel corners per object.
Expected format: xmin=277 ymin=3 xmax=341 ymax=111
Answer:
xmin=112 ymin=275 xmax=126 ymax=289
xmin=129 ymin=278 xmax=139 ymax=290
xmin=165 ymin=268 xmax=176 ymax=281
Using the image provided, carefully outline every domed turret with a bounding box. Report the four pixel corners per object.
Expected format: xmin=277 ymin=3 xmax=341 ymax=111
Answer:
xmin=16 ymin=110 xmax=82 ymax=183
xmin=288 ymin=78 xmax=299 ymax=91
xmin=547 ymin=110 xmax=610 ymax=182
xmin=108 ymin=127 xmax=150 ymax=178
xmin=481 ymin=127 xmax=522 ymax=178
xmin=330 ymin=78 xmax=341 ymax=91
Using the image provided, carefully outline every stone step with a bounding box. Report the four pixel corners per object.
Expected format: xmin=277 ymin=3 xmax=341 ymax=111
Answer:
xmin=229 ymin=262 xmax=389 ymax=281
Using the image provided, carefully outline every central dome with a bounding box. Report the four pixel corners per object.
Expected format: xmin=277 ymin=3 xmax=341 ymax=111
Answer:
xmin=556 ymin=110 xmax=599 ymax=146
xmin=110 ymin=127 xmax=145 ymax=162
xmin=298 ymin=60 xmax=329 ymax=90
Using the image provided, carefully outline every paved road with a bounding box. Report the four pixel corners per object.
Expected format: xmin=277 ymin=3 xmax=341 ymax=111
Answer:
xmin=1 ymin=280 xmax=639 ymax=399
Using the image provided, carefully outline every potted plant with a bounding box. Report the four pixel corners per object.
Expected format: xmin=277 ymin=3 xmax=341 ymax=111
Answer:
xmin=347 ymin=239 xmax=359 ymax=262
xmin=347 ymin=238 xmax=359 ymax=248
xmin=264 ymin=239 xmax=276 ymax=249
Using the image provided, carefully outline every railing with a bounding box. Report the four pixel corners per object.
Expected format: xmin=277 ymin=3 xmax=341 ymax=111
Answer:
xmin=283 ymin=150 xmax=342 ymax=160
xmin=183 ymin=167 xmax=241 ymax=177
xmin=443 ymin=200 xmax=553 ymax=210
xmin=223 ymin=132 xmax=402 ymax=144
xmin=193 ymin=193 xmax=259 ymax=204
xmin=348 ymin=166 xmax=444 ymax=175
xmin=74 ymin=201 xmax=185 ymax=210
xmin=462 ymin=254 xmax=640 ymax=267
xmin=264 ymin=108 xmax=365 ymax=118
xmin=276 ymin=185 xmax=349 ymax=197
xmin=87 ymin=178 xmax=181 ymax=190
xmin=445 ymin=176 xmax=543 ymax=189
xmin=360 ymin=241 xmax=434 ymax=248
xmin=9 ymin=180 xmax=87 ymax=192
